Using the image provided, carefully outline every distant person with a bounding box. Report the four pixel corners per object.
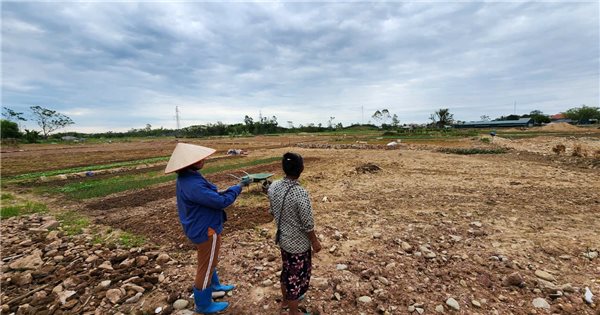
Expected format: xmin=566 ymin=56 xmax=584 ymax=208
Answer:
xmin=268 ymin=152 xmax=321 ymax=315
xmin=165 ymin=143 xmax=251 ymax=314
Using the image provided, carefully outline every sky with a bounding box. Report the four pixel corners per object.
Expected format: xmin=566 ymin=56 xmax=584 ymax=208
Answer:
xmin=1 ymin=1 xmax=599 ymax=133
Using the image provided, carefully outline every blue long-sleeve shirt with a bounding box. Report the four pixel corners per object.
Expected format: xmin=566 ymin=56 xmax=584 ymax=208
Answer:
xmin=176 ymin=169 xmax=242 ymax=244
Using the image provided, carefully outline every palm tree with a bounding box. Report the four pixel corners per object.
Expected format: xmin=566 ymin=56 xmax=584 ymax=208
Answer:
xmin=432 ymin=108 xmax=454 ymax=128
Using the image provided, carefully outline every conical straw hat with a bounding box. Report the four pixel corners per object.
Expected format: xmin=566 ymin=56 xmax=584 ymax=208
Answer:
xmin=165 ymin=143 xmax=216 ymax=174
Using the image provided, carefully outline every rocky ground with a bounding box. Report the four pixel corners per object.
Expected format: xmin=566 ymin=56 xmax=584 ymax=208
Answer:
xmin=1 ymin=134 xmax=599 ymax=314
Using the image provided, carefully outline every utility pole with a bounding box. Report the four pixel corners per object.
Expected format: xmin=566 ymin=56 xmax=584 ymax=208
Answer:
xmin=175 ymin=106 xmax=181 ymax=130
xmin=361 ymin=106 xmax=364 ymax=125
xmin=514 ymin=101 xmax=516 ymax=115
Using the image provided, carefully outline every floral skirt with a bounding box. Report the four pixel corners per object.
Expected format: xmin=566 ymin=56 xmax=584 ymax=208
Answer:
xmin=280 ymin=248 xmax=312 ymax=301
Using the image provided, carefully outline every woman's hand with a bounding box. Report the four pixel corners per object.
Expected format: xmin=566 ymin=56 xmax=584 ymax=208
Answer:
xmin=312 ymin=239 xmax=322 ymax=253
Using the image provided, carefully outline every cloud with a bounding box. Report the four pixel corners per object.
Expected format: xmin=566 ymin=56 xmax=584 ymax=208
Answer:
xmin=1 ymin=2 xmax=598 ymax=132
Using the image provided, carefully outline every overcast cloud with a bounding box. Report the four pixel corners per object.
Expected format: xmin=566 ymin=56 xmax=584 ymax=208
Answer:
xmin=2 ymin=1 xmax=598 ymax=132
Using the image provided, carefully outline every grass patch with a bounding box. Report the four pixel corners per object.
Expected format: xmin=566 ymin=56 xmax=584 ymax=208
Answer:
xmin=56 ymin=211 xmax=90 ymax=235
xmin=5 ymin=156 xmax=171 ymax=181
xmin=118 ymin=232 xmax=146 ymax=248
xmin=41 ymin=156 xmax=281 ymax=200
xmin=438 ymin=147 xmax=507 ymax=155
xmin=1 ymin=193 xmax=15 ymax=201
xmin=0 ymin=201 xmax=48 ymax=218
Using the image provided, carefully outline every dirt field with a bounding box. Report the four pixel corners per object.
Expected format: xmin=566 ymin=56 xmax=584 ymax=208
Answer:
xmin=1 ymin=130 xmax=599 ymax=314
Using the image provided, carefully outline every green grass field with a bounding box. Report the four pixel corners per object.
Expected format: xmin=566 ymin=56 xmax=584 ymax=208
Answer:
xmin=38 ymin=156 xmax=280 ymax=199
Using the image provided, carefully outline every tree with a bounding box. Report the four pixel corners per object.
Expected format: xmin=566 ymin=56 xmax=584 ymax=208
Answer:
xmin=431 ymin=108 xmax=454 ymax=128
xmin=372 ymin=109 xmax=392 ymax=126
xmin=328 ymin=116 xmax=335 ymax=129
xmin=1 ymin=119 xmax=22 ymax=138
xmin=244 ymin=115 xmax=254 ymax=133
xmin=381 ymin=109 xmax=391 ymax=125
xmin=372 ymin=110 xmax=382 ymax=124
xmin=2 ymin=107 xmax=27 ymax=122
xmin=564 ymin=105 xmax=600 ymax=123
xmin=480 ymin=115 xmax=490 ymax=121
xmin=528 ymin=110 xmax=550 ymax=125
xmin=30 ymin=106 xmax=74 ymax=138
xmin=391 ymin=114 xmax=400 ymax=127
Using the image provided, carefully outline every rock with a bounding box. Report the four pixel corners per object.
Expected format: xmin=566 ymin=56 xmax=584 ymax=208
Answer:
xmin=503 ymin=272 xmax=524 ymax=287
xmin=329 ymin=245 xmax=337 ymax=253
xmin=106 ymin=288 xmax=123 ymax=304
xmin=14 ymin=272 xmax=33 ymax=285
xmin=537 ymin=278 xmax=559 ymax=292
xmin=212 ymin=291 xmax=226 ymax=298
xmin=424 ymin=251 xmax=437 ymax=259
xmin=377 ymin=276 xmax=389 ymax=286
xmin=312 ymin=277 xmax=329 ymax=289
xmin=62 ymin=276 xmax=80 ymax=289
xmin=173 ymin=299 xmax=189 ymax=310
xmin=123 ymin=283 xmax=145 ymax=293
xmin=136 ymin=255 xmax=149 ymax=267
xmin=85 ymin=255 xmax=99 ymax=263
xmin=99 ymin=261 xmax=113 ymax=270
xmin=333 ymin=231 xmax=343 ymax=240
xmin=435 ymin=304 xmax=444 ymax=313
xmin=31 ymin=291 xmax=47 ymax=305
xmin=262 ymin=279 xmax=273 ymax=287
xmin=52 ymin=284 xmax=64 ymax=294
xmin=583 ymin=251 xmax=598 ymax=260
xmin=373 ymin=232 xmax=382 ymax=239
xmin=470 ymin=221 xmax=483 ymax=228
xmin=46 ymin=230 xmax=60 ymax=240
xmin=336 ymin=264 xmax=348 ymax=271
xmin=532 ymin=297 xmax=550 ymax=309
xmin=57 ymin=290 xmax=77 ymax=305
xmin=415 ymin=308 xmax=424 ymax=314
xmin=334 ymin=292 xmax=341 ymax=301
xmin=450 ymin=235 xmax=462 ymax=242
xmin=446 ymin=297 xmax=460 ymax=310
xmin=559 ymin=283 xmax=575 ymax=293
xmin=156 ymin=253 xmax=171 ymax=265
xmin=125 ymin=292 xmax=143 ymax=304
xmin=17 ymin=304 xmax=32 ymax=315
xmin=119 ymin=258 xmax=135 ymax=268
xmin=42 ymin=220 xmax=60 ymax=230
xmin=99 ymin=280 xmax=111 ymax=288
xmin=408 ymin=305 xmax=415 ymax=312
xmin=401 ymin=242 xmax=412 ymax=252
xmin=9 ymin=250 xmax=43 ymax=270
xmin=534 ymin=270 xmax=556 ymax=282
xmin=471 ymin=299 xmax=481 ymax=307
xmin=357 ymin=296 xmax=372 ymax=304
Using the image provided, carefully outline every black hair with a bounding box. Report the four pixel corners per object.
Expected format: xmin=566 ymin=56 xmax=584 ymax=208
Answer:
xmin=282 ymin=152 xmax=304 ymax=178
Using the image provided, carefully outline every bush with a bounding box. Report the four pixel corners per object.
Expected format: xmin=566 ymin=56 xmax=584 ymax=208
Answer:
xmin=1 ymin=119 xmax=21 ymax=139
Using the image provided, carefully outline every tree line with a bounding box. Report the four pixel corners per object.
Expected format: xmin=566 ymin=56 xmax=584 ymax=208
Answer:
xmin=2 ymin=104 xmax=599 ymax=143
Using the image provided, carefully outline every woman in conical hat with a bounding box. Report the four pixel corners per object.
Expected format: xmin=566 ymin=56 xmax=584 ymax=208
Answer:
xmin=166 ymin=143 xmax=251 ymax=314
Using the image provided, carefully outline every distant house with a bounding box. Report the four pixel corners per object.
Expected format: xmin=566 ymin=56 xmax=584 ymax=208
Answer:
xmin=453 ymin=118 xmax=534 ymax=129
xmin=550 ymin=113 xmax=574 ymax=124
xmin=61 ymin=136 xmax=85 ymax=142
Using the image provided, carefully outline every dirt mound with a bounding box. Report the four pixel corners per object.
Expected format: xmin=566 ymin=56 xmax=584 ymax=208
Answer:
xmin=541 ymin=122 xmax=582 ymax=132
xmin=355 ymin=163 xmax=382 ymax=174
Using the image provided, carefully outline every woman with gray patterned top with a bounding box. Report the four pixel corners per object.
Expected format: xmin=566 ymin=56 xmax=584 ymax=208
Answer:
xmin=268 ymin=152 xmax=322 ymax=315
